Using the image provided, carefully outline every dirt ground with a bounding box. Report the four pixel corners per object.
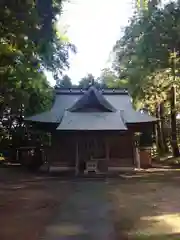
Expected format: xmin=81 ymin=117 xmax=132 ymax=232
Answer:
xmin=1 ymin=167 xmax=180 ymax=240
xmin=109 ymin=170 xmax=180 ymax=239
xmin=42 ymin=181 xmax=114 ymax=240
xmin=0 ymin=167 xmax=71 ymax=240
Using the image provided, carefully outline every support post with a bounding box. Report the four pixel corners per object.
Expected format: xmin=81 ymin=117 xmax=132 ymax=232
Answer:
xmin=135 ymin=147 xmax=141 ymax=169
xmin=134 ymin=133 xmax=141 ymax=169
xmin=106 ymin=138 xmax=110 ymax=172
xmin=16 ymin=149 xmax=19 ymax=162
xmin=75 ymin=140 xmax=79 ymax=176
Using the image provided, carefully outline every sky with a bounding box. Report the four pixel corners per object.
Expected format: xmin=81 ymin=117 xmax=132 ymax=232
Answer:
xmin=49 ymin=0 xmax=134 ymax=85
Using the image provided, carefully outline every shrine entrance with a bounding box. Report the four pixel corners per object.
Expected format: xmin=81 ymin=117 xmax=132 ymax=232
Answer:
xmin=74 ymin=132 xmax=134 ymax=175
xmin=78 ymin=134 xmax=107 ymax=174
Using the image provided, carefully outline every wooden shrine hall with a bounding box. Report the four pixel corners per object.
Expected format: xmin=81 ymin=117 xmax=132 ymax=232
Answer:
xmin=25 ymin=86 xmax=157 ymax=174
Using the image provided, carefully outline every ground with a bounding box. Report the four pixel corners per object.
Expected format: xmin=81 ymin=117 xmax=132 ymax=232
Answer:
xmin=109 ymin=170 xmax=180 ymax=239
xmin=42 ymin=181 xmax=114 ymax=240
xmin=0 ymin=167 xmax=71 ymax=240
xmin=1 ymin=167 xmax=180 ymax=239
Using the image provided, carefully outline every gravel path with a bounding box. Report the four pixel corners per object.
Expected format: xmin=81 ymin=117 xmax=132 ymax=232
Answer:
xmin=42 ymin=181 xmax=114 ymax=240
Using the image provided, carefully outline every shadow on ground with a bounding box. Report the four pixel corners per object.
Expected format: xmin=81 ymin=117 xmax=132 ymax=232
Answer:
xmin=109 ymin=170 xmax=180 ymax=239
xmin=0 ymin=167 xmax=71 ymax=240
xmin=1 ymin=166 xmax=180 ymax=239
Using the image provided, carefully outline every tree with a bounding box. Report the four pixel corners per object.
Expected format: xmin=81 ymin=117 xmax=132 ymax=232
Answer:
xmin=78 ymin=74 xmax=97 ymax=88
xmin=136 ymin=0 xmax=160 ymax=11
xmin=100 ymin=68 xmax=129 ymax=88
xmin=56 ymin=75 xmax=72 ymax=88
xmin=170 ymin=85 xmax=179 ymax=157
xmin=0 ymin=0 xmax=76 ymax=155
xmin=0 ymin=0 xmax=76 ymax=116
xmin=25 ymin=73 xmax=53 ymax=116
xmin=113 ymin=0 xmax=180 ymax=156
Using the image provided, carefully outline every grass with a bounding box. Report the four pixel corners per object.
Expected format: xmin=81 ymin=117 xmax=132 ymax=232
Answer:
xmin=109 ymin=171 xmax=180 ymax=239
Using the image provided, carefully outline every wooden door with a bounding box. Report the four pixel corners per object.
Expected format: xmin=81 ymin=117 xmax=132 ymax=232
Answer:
xmin=78 ymin=135 xmax=106 ymax=172
xmin=80 ymin=136 xmax=106 ymax=160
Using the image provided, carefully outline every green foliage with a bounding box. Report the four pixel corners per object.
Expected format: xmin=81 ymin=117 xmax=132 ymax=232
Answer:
xmin=113 ymin=0 xmax=180 ymax=110
xmin=0 ymin=0 xmax=75 ymax=152
xmin=77 ymin=71 xmax=129 ymax=89
xmin=100 ymin=68 xmax=129 ymax=88
xmin=113 ymin=0 xmax=180 ymax=156
xmin=78 ymin=74 xmax=96 ymax=88
xmin=25 ymin=73 xmax=53 ymax=116
xmin=0 ymin=0 xmax=75 ymax=115
xmin=56 ymin=75 xmax=73 ymax=88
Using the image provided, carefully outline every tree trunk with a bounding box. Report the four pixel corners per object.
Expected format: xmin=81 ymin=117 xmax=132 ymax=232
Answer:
xmin=156 ymin=103 xmax=165 ymax=154
xmin=160 ymin=102 xmax=169 ymax=153
xmin=170 ymin=86 xmax=179 ymax=157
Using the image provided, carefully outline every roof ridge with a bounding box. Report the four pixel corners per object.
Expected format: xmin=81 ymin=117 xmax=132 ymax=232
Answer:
xmin=55 ymin=87 xmax=129 ymax=95
xmin=68 ymin=86 xmax=116 ymax=112
xmin=120 ymin=110 xmax=127 ymax=126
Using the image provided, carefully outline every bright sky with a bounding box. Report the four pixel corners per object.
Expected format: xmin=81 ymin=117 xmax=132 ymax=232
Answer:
xmin=51 ymin=0 xmax=134 ymax=84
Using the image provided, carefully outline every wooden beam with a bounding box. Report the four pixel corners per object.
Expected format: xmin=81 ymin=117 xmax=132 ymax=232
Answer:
xmin=75 ymin=139 xmax=79 ymax=176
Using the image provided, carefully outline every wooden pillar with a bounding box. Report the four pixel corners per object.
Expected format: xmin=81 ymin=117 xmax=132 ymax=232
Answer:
xmin=75 ymin=139 xmax=79 ymax=176
xmin=106 ymin=138 xmax=110 ymax=172
xmin=135 ymin=147 xmax=141 ymax=169
xmin=16 ymin=149 xmax=19 ymax=162
xmin=134 ymin=133 xmax=141 ymax=169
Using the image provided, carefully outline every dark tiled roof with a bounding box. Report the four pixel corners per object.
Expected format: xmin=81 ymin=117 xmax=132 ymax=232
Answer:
xmin=25 ymin=86 xmax=157 ymax=129
xmin=68 ymin=86 xmax=116 ymax=112
xmin=24 ymin=110 xmax=63 ymax=123
xmin=57 ymin=111 xmax=127 ymax=131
